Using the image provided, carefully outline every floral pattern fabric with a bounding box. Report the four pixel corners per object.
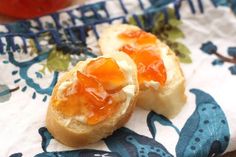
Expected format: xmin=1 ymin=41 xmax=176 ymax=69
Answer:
xmin=0 ymin=0 xmax=236 ymax=157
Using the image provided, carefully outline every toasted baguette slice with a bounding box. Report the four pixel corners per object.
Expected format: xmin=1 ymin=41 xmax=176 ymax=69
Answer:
xmin=99 ymin=24 xmax=186 ymax=118
xmin=46 ymin=52 xmax=139 ymax=147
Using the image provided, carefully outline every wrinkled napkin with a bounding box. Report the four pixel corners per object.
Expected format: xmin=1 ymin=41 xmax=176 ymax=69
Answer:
xmin=0 ymin=0 xmax=236 ymax=156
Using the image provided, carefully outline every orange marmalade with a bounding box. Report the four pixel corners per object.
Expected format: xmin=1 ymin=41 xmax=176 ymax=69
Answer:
xmin=119 ymin=29 xmax=167 ymax=86
xmin=53 ymin=58 xmax=127 ymax=125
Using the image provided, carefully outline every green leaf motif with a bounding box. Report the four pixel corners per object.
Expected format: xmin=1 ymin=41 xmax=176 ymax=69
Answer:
xmin=152 ymin=8 xmax=192 ymax=63
xmin=166 ymin=27 xmax=185 ymax=41
xmin=128 ymin=15 xmax=145 ymax=27
xmin=179 ymin=54 xmax=192 ymax=63
xmin=28 ymin=39 xmax=39 ymax=55
xmin=46 ymin=48 xmax=71 ymax=72
xmin=174 ymin=43 xmax=192 ymax=63
xmin=128 ymin=16 xmax=138 ymax=26
xmin=176 ymin=43 xmax=191 ymax=54
xmin=127 ymin=8 xmax=192 ymax=64
xmin=45 ymin=22 xmax=54 ymax=29
xmin=169 ymin=19 xmax=182 ymax=27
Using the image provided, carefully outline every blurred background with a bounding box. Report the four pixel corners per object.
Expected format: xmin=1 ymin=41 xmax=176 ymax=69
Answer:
xmin=0 ymin=0 xmax=235 ymax=156
xmin=0 ymin=0 xmax=83 ymax=24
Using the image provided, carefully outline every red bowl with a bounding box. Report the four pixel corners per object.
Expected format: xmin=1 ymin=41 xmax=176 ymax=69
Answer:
xmin=0 ymin=0 xmax=74 ymax=19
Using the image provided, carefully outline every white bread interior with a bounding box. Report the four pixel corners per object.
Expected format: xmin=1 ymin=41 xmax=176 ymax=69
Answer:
xmin=46 ymin=52 xmax=139 ymax=147
xmin=99 ymin=24 xmax=186 ymax=118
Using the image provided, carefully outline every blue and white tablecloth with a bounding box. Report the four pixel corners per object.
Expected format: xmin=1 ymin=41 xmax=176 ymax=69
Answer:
xmin=0 ymin=0 xmax=236 ymax=156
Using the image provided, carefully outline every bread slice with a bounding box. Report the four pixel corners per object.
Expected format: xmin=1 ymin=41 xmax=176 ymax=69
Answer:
xmin=99 ymin=24 xmax=186 ymax=118
xmin=46 ymin=52 xmax=139 ymax=147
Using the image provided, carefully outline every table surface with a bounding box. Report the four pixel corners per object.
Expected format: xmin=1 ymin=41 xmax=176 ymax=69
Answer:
xmin=0 ymin=1 xmax=235 ymax=157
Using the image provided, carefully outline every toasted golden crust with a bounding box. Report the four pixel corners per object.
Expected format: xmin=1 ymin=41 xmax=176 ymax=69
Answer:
xmin=99 ymin=24 xmax=186 ymax=118
xmin=46 ymin=52 xmax=139 ymax=147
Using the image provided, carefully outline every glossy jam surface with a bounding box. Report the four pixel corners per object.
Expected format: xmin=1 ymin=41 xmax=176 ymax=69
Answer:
xmin=119 ymin=30 xmax=167 ymax=86
xmin=0 ymin=0 xmax=72 ymax=18
xmin=120 ymin=45 xmax=166 ymax=86
xmin=53 ymin=58 xmax=127 ymax=125
xmin=86 ymin=58 xmax=128 ymax=93
xmin=119 ymin=30 xmax=157 ymax=45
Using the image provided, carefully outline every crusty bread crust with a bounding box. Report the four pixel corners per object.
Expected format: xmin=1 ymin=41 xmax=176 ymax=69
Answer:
xmin=99 ymin=24 xmax=186 ymax=118
xmin=137 ymin=46 xmax=186 ymax=118
xmin=46 ymin=52 xmax=139 ymax=147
